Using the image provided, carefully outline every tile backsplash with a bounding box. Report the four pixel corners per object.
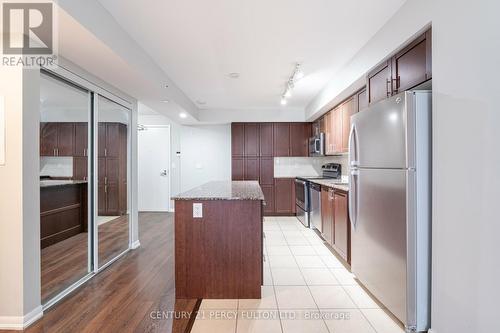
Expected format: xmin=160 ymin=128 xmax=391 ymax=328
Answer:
xmin=40 ymin=157 xmax=73 ymax=177
xmin=274 ymin=155 xmax=349 ymax=178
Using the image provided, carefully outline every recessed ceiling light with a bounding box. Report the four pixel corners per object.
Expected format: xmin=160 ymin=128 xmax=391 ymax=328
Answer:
xmin=179 ymin=112 xmax=187 ymax=119
xmin=196 ymin=100 xmax=207 ymax=105
xmin=161 ymin=99 xmax=169 ymax=103
xmin=227 ymin=72 xmax=240 ymax=79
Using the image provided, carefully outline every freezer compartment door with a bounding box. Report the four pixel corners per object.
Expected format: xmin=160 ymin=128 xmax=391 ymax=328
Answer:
xmin=350 ymin=92 xmax=408 ymax=169
xmin=350 ymin=168 xmax=408 ymax=324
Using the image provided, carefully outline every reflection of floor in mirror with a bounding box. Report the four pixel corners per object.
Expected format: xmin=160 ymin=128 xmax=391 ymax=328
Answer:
xmin=41 ymin=215 xmax=130 ymax=304
xmin=98 ymin=215 xmax=120 ymax=225
xmin=30 ymin=213 xmax=174 ymax=333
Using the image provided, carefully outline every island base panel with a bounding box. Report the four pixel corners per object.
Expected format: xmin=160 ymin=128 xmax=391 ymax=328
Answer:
xmin=175 ymin=199 xmax=262 ymax=299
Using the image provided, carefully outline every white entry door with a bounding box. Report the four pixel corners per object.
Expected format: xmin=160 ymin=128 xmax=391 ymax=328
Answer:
xmin=138 ymin=126 xmax=171 ymax=211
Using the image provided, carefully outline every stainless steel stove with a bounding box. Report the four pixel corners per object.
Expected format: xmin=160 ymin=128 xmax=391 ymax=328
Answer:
xmin=295 ymin=163 xmax=342 ymax=228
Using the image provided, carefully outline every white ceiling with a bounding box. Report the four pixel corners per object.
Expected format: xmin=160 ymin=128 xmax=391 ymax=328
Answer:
xmin=97 ymin=0 xmax=406 ymax=113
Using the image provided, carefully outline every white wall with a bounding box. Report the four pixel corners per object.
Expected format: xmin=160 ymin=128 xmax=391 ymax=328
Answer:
xmin=307 ymin=1 xmax=500 ymax=332
xmin=180 ymin=125 xmax=231 ymax=192
xmin=0 ymin=66 xmax=42 ymax=328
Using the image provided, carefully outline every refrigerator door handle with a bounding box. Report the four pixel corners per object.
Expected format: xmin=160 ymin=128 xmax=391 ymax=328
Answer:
xmin=349 ymin=124 xmax=359 ymax=168
xmin=349 ymin=169 xmax=359 ymax=228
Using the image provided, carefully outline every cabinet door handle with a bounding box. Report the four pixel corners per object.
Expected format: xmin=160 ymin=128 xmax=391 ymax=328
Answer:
xmin=392 ymin=76 xmax=401 ymax=93
xmin=53 ymin=148 xmax=57 ymax=156
xmin=104 ymin=185 xmax=107 ymax=193
xmin=104 ymin=148 xmax=107 ymax=157
xmin=104 ymin=176 xmax=108 ymax=185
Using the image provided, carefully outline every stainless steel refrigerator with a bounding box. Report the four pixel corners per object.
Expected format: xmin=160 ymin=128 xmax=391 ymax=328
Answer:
xmin=348 ymin=91 xmax=431 ymax=333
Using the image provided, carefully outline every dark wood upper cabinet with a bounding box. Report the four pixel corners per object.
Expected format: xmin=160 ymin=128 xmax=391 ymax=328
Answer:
xmin=74 ymin=123 xmax=88 ymax=157
xmin=56 ymin=123 xmax=74 ymax=156
xmin=341 ymin=98 xmax=356 ymax=153
xmin=231 ymin=158 xmax=244 ymax=181
xmin=244 ymin=123 xmax=259 ymax=157
xmin=356 ymin=88 xmax=368 ymax=113
xmin=392 ymin=29 xmax=432 ymax=93
xmin=321 ymin=186 xmax=334 ymax=245
xmin=274 ymin=178 xmax=293 ymax=214
xmin=105 ymin=123 xmax=120 ymax=157
xmin=290 ymin=123 xmax=311 ymax=157
xmin=231 ymin=123 xmax=245 ymax=157
xmin=273 ymin=123 xmax=290 ymax=157
xmin=40 ymin=123 xmax=74 ymax=156
xmin=98 ymin=123 xmax=106 ymax=157
xmin=368 ymin=28 xmax=431 ymax=105
xmin=333 ymin=190 xmax=350 ymax=263
xmin=244 ymin=158 xmax=260 ymax=181
xmin=367 ymin=60 xmax=392 ymax=105
xmin=259 ymin=123 xmax=273 ymax=157
xmin=259 ymin=157 xmax=274 ymax=185
xmin=333 ymin=108 xmax=343 ymax=154
xmin=40 ymin=123 xmax=58 ymax=156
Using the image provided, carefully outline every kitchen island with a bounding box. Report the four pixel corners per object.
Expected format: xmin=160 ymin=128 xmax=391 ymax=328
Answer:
xmin=40 ymin=180 xmax=88 ymax=249
xmin=173 ymin=181 xmax=265 ymax=299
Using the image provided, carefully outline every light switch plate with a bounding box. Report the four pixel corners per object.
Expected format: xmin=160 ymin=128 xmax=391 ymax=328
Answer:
xmin=193 ymin=203 xmax=203 ymax=218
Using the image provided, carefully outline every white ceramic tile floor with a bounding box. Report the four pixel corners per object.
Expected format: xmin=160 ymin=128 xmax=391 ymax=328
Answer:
xmin=193 ymin=217 xmax=404 ymax=333
xmin=271 ymin=267 xmax=306 ymax=286
xmin=300 ymin=268 xmax=339 ymax=286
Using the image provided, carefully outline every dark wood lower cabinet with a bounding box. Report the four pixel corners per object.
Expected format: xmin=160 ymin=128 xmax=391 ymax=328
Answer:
xmin=333 ymin=190 xmax=350 ymax=264
xmin=274 ymin=178 xmax=294 ymax=215
xmin=320 ymin=185 xmax=351 ymax=265
xmin=321 ymin=187 xmax=334 ymax=245
xmin=261 ymin=185 xmax=275 ymax=215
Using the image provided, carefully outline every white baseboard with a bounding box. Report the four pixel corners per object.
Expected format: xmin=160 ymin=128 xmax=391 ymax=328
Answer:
xmin=131 ymin=240 xmax=141 ymax=249
xmin=0 ymin=305 xmax=43 ymax=330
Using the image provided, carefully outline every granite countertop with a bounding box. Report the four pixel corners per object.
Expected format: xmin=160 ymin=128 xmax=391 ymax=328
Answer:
xmin=40 ymin=180 xmax=88 ymax=188
xmin=173 ymin=181 xmax=265 ymax=201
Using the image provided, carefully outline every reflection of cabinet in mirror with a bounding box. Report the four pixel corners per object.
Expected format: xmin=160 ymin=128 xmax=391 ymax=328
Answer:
xmin=39 ymin=121 xmax=128 ymax=216
xmin=40 ymin=122 xmax=75 ymax=156
xmin=98 ymin=123 xmax=127 ymax=216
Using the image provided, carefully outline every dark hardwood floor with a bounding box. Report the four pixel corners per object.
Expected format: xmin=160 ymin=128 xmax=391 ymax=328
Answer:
xmin=41 ymin=215 xmax=130 ymax=302
xmin=7 ymin=212 xmax=176 ymax=333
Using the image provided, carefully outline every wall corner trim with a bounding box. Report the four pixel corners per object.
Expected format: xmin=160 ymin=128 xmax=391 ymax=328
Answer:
xmin=0 ymin=305 xmax=43 ymax=330
xmin=131 ymin=240 xmax=141 ymax=249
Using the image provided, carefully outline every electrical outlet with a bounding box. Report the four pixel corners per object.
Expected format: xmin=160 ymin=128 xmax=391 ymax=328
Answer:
xmin=193 ymin=203 xmax=203 ymax=218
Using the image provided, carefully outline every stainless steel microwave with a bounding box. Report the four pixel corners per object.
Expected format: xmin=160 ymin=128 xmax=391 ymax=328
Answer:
xmin=309 ymin=133 xmax=325 ymax=156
